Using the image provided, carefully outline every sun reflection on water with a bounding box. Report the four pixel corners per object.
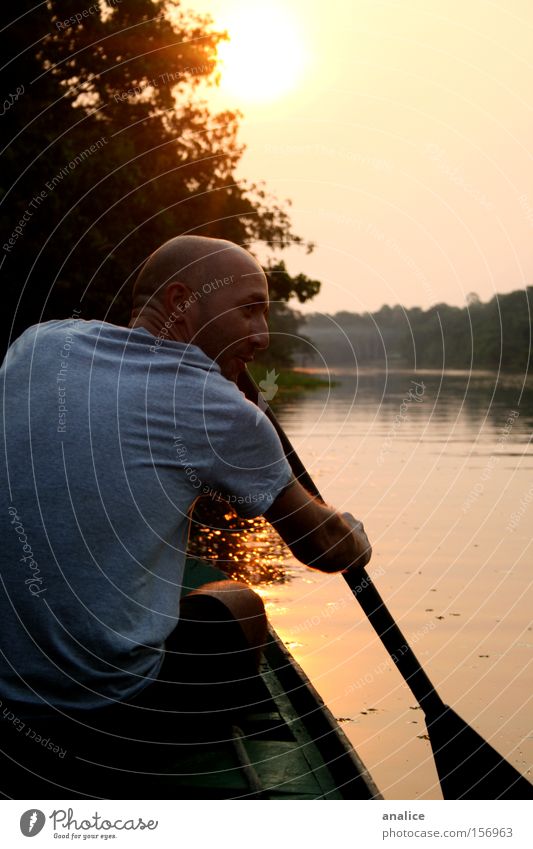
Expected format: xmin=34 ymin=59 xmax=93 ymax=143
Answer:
xmin=187 ymin=496 xmax=293 ymax=587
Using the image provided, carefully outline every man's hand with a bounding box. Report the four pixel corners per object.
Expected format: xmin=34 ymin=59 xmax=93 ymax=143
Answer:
xmin=340 ymin=512 xmax=372 ymax=572
xmin=264 ymin=477 xmax=372 ymax=574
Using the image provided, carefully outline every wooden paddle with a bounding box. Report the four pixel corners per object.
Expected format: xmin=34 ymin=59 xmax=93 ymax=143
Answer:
xmin=239 ymin=369 xmax=533 ymax=800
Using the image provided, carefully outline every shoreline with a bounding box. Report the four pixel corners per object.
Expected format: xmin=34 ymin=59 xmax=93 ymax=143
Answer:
xmin=247 ymin=364 xmax=335 ymax=395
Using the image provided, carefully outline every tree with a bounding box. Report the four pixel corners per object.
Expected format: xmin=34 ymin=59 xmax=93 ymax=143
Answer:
xmin=0 ymin=1 xmax=312 ymax=351
xmin=466 ymin=292 xmax=481 ymax=307
xmin=302 ymin=289 xmax=532 ymax=373
xmin=264 ymin=259 xmax=320 ymax=303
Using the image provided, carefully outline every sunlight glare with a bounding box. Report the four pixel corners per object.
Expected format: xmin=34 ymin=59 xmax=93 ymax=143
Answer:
xmin=217 ymin=5 xmax=306 ymax=103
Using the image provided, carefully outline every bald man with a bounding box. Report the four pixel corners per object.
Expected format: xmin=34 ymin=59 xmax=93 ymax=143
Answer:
xmin=0 ymin=236 xmax=371 ymax=764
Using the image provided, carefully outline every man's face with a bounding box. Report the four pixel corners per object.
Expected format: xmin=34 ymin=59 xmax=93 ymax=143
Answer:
xmin=191 ymin=252 xmax=270 ymax=381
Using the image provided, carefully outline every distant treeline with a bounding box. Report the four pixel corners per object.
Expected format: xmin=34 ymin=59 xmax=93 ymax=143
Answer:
xmin=301 ymin=289 xmax=532 ymax=373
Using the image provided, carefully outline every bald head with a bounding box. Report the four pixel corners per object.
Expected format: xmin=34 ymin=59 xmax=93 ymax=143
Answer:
xmin=131 ymin=235 xmax=257 ymax=314
xmin=129 ymin=235 xmax=269 ymax=379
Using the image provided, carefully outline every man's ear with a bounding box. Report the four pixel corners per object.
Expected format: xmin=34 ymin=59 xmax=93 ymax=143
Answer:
xmin=163 ymin=280 xmax=192 ymax=319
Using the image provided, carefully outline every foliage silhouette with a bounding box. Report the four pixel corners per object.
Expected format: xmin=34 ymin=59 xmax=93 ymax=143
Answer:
xmin=1 ymin=1 xmax=315 ymax=352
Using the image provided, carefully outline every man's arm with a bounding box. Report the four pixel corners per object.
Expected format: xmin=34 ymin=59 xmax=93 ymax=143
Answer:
xmin=263 ymin=476 xmax=372 ymax=574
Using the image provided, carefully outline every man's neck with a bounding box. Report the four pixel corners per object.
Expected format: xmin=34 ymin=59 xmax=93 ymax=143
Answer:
xmin=128 ymin=311 xmax=190 ymax=345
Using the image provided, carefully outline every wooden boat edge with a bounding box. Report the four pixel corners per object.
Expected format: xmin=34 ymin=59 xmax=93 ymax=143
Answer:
xmin=263 ymin=624 xmax=382 ymax=800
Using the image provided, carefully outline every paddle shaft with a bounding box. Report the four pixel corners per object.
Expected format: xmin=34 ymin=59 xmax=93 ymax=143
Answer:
xmin=239 ymin=371 xmax=443 ymax=716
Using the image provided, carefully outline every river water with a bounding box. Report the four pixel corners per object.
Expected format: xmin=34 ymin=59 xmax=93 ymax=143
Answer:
xmin=191 ymin=368 xmax=532 ymax=799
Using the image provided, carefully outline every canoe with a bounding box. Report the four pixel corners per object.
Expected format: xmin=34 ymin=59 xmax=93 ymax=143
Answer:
xmin=209 ymin=622 xmax=383 ymax=800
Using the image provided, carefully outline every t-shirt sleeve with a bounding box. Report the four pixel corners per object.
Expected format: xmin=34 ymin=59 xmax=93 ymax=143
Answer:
xmin=206 ymin=392 xmax=293 ymax=519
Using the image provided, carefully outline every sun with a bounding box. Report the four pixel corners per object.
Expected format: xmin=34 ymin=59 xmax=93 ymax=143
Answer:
xmin=216 ymin=5 xmax=306 ymax=103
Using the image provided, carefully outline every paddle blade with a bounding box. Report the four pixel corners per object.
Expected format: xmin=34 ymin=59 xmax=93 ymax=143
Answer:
xmin=426 ymin=705 xmax=533 ymax=800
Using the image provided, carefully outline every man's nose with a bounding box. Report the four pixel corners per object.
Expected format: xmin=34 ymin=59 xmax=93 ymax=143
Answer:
xmin=250 ymin=314 xmax=269 ymax=351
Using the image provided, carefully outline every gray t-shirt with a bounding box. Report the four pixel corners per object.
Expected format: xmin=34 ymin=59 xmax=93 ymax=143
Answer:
xmin=0 ymin=320 xmax=292 ymax=710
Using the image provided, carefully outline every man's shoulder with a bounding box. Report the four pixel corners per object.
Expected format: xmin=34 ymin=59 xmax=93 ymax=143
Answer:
xmin=191 ymin=367 xmax=253 ymax=414
xmin=9 ymin=318 xmax=101 ymax=348
xmin=10 ymin=319 xmax=73 ymax=343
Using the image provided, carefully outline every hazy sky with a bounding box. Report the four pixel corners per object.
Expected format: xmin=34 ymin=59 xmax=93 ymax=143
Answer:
xmin=189 ymin=0 xmax=533 ymax=316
